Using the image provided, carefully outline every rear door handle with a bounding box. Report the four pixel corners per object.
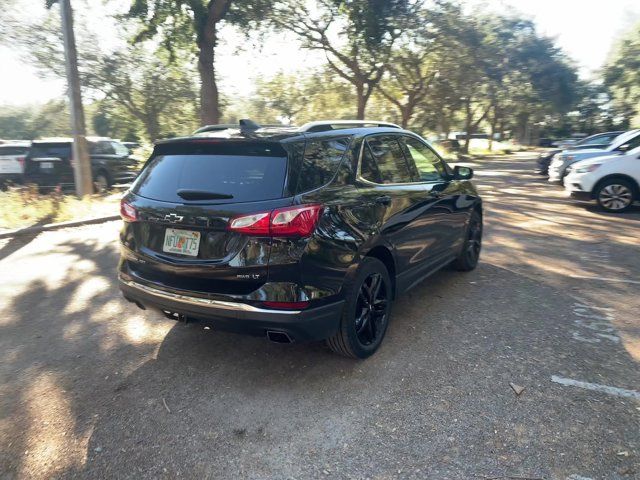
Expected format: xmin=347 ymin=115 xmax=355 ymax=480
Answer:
xmin=375 ymin=195 xmax=392 ymax=206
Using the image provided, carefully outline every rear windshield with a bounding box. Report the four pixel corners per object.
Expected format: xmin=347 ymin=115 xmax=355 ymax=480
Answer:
xmin=29 ymin=144 xmax=72 ymax=159
xmin=133 ymin=153 xmax=288 ymax=203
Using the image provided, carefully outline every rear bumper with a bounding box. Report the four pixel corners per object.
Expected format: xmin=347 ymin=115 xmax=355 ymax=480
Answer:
xmin=119 ymin=277 xmax=344 ymax=342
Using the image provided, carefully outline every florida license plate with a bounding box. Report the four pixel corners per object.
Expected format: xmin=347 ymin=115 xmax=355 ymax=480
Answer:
xmin=162 ymin=228 xmax=201 ymax=257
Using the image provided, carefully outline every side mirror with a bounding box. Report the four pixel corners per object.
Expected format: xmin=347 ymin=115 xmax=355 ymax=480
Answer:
xmin=616 ymin=144 xmax=631 ymax=153
xmin=453 ymin=165 xmax=473 ymax=180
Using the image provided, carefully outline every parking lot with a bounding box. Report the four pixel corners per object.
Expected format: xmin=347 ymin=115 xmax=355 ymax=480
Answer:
xmin=0 ymin=153 xmax=638 ymax=479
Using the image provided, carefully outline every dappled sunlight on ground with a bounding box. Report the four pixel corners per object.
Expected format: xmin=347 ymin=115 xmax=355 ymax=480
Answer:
xmin=16 ymin=373 xmax=89 ymax=479
xmin=0 ymin=222 xmax=174 ymax=477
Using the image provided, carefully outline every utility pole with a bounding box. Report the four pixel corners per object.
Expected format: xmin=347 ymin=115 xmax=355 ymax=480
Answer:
xmin=58 ymin=0 xmax=93 ymax=197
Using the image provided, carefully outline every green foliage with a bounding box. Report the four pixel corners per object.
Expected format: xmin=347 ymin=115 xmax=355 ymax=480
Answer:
xmin=84 ymin=46 xmax=199 ymax=141
xmin=0 ymin=101 xmax=71 ymax=140
xmin=603 ymin=21 xmax=640 ymax=127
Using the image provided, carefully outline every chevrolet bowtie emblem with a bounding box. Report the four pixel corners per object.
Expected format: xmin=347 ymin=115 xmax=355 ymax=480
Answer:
xmin=164 ymin=213 xmax=184 ymax=223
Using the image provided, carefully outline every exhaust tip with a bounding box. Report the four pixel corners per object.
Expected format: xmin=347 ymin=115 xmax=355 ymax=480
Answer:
xmin=266 ymin=330 xmax=293 ymax=344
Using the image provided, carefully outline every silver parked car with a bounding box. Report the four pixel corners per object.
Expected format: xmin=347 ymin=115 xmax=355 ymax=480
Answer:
xmin=548 ymin=129 xmax=640 ymax=183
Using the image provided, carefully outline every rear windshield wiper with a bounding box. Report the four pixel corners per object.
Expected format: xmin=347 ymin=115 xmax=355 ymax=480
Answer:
xmin=176 ymin=189 xmax=234 ymax=201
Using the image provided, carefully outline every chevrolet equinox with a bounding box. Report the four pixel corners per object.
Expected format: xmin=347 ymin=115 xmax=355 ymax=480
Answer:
xmin=118 ymin=120 xmax=483 ymax=358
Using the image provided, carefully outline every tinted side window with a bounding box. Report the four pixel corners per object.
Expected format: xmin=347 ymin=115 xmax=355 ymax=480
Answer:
xmin=402 ymin=137 xmax=448 ymax=182
xmin=362 ymin=135 xmax=414 ymax=184
xmin=580 ymin=136 xmax=606 ymax=146
xmin=0 ymin=147 xmax=28 ymax=156
xmin=295 ymin=137 xmax=351 ymax=193
xmin=619 ymin=134 xmax=640 ymax=151
xmin=112 ymin=141 xmax=130 ymax=156
xmin=90 ymin=141 xmax=115 ymax=155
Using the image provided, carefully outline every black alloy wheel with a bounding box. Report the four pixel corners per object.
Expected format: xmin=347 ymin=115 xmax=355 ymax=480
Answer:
xmin=327 ymin=257 xmax=392 ymax=358
xmin=453 ymin=210 xmax=482 ymax=271
xmin=354 ymin=272 xmax=389 ymax=346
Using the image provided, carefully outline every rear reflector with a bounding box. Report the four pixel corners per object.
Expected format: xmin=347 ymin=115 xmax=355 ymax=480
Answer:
xmin=120 ymin=199 xmax=138 ymax=222
xmin=263 ymin=301 xmax=310 ymax=310
xmin=228 ymin=204 xmax=323 ymax=238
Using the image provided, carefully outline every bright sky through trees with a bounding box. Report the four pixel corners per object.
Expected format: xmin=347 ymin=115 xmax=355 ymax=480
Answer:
xmin=0 ymin=0 xmax=638 ymax=105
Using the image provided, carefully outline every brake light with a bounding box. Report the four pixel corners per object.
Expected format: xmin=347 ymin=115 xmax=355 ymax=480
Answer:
xmin=228 ymin=204 xmax=324 ymax=238
xmin=16 ymin=156 xmax=25 ymax=169
xmin=263 ymin=300 xmax=310 ymax=310
xmin=120 ymin=199 xmax=138 ymax=222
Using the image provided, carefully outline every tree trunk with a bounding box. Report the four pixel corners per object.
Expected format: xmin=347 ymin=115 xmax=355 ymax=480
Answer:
xmin=145 ymin=112 xmax=160 ymax=142
xmin=400 ymin=103 xmax=414 ymax=129
xmin=197 ymin=29 xmax=220 ymax=126
xmin=462 ymin=100 xmax=473 ymax=154
xmin=355 ymin=82 xmax=366 ymax=120
xmin=488 ymin=105 xmax=498 ymax=151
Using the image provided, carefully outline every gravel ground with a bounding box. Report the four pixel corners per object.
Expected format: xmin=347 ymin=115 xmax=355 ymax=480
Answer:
xmin=0 ymin=154 xmax=638 ymax=480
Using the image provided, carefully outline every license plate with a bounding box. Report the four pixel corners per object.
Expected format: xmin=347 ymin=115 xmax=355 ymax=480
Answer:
xmin=40 ymin=162 xmax=54 ymax=169
xmin=163 ymin=228 xmax=201 ymax=257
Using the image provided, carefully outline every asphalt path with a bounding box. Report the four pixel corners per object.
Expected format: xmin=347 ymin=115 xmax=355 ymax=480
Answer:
xmin=0 ymin=154 xmax=638 ymax=479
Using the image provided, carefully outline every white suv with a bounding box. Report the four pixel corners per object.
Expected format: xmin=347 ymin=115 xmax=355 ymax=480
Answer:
xmin=548 ymin=129 xmax=640 ymax=183
xmin=0 ymin=141 xmax=30 ymax=186
xmin=564 ymin=145 xmax=640 ymax=212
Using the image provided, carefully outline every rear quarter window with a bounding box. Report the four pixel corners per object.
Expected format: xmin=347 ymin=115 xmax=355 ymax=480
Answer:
xmin=0 ymin=147 xmax=28 ymax=156
xmin=294 ymin=137 xmax=351 ymax=194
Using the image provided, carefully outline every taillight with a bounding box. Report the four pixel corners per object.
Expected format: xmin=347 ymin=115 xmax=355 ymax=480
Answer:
xmin=228 ymin=212 xmax=270 ymax=235
xmin=228 ymin=204 xmax=324 ymax=238
xmin=16 ymin=156 xmax=25 ymax=169
xmin=120 ymin=199 xmax=138 ymax=222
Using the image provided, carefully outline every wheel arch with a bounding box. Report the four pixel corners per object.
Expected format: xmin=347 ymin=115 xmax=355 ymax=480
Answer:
xmin=364 ymin=245 xmax=397 ymax=299
xmin=592 ymin=174 xmax=640 ymax=199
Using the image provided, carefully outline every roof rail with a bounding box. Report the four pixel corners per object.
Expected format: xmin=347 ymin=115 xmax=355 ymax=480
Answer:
xmin=299 ymin=120 xmax=401 ymax=133
xmin=193 ymin=124 xmax=238 ymax=134
xmin=193 ymin=120 xmax=293 ymax=135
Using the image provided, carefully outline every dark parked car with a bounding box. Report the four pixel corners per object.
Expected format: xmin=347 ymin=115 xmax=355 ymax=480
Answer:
xmin=536 ymin=131 xmax=624 ymax=175
xmin=24 ymin=137 xmax=139 ymax=191
xmin=118 ymin=120 xmax=483 ymax=358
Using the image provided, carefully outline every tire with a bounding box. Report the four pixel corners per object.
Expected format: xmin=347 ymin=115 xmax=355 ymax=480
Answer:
xmin=94 ymin=172 xmax=110 ymax=193
xmin=595 ymin=178 xmax=635 ymax=213
xmin=326 ymin=257 xmax=392 ymax=359
xmin=453 ymin=210 xmax=482 ymax=271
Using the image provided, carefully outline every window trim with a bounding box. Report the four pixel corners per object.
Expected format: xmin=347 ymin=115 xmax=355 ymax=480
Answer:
xmin=356 ymin=133 xmax=451 ymax=186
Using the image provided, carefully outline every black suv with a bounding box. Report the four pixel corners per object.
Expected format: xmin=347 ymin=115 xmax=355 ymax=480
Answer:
xmin=24 ymin=137 xmax=139 ymax=191
xmin=118 ymin=120 xmax=482 ymax=358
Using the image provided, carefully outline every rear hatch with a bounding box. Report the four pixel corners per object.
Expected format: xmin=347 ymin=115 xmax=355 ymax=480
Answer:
xmin=24 ymin=142 xmax=74 ymax=186
xmin=121 ymin=140 xmax=298 ymax=295
xmin=0 ymin=146 xmax=29 ymax=175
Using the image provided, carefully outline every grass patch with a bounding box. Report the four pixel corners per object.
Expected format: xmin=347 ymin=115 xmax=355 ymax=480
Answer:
xmin=0 ymin=187 xmax=121 ymax=230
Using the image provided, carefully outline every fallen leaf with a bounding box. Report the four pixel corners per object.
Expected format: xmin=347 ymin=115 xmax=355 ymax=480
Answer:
xmin=510 ymin=383 xmax=525 ymax=396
